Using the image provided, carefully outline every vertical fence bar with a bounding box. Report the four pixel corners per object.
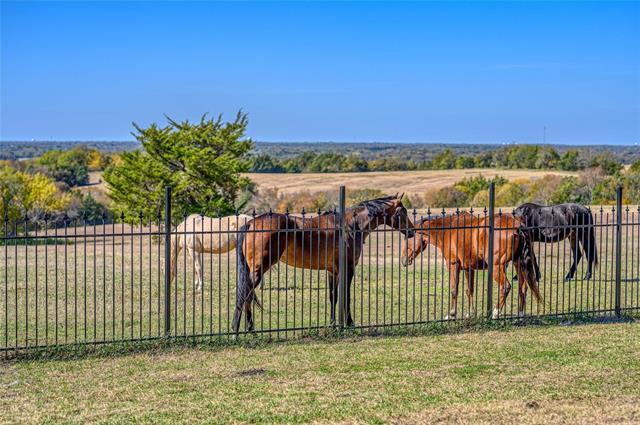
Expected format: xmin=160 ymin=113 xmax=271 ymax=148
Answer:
xmin=486 ymin=182 xmax=495 ymax=318
xmin=615 ymin=186 xmax=622 ymax=317
xmin=164 ymin=186 xmax=172 ymax=336
xmin=338 ymin=186 xmax=347 ymax=328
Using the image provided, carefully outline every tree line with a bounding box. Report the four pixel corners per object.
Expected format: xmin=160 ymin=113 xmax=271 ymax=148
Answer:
xmin=1 ymin=111 xmax=638 ymax=235
xmin=248 ymin=145 xmax=624 ymax=174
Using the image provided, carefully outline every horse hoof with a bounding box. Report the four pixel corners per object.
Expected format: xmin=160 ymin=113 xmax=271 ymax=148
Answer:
xmin=518 ymin=311 xmax=525 ymax=318
xmin=444 ymin=314 xmax=456 ymax=321
xmin=583 ymin=273 xmax=592 ymax=281
xmin=491 ymin=308 xmax=500 ymax=320
xmin=564 ymin=275 xmax=574 ymax=283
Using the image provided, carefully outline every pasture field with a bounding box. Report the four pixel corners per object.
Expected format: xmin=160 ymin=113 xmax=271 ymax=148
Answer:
xmin=248 ymin=168 xmax=578 ymax=195
xmin=83 ymin=169 xmax=578 ymax=200
xmin=1 ymin=322 xmax=639 ymax=424
xmin=2 ymin=211 xmax=639 ymax=350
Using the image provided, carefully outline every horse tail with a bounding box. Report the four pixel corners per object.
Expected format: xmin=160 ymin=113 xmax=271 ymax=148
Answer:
xmin=236 ymin=224 xmax=262 ymax=311
xmin=584 ymin=210 xmax=598 ymax=266
xmin=517 ymin=228 xmax=542 ymax=304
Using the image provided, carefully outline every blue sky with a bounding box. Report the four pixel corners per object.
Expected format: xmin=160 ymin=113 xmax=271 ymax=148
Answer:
xmin=1 ymin=1 xmax=638 ymax=144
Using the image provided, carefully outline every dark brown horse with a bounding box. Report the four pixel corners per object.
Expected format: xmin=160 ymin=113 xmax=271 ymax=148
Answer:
xmin=514 ymin=203 xmax=598 ymax=282
xmin=232 ymin=194 xmax=415 ymax=334
xmin=401 ymin=212 xmax=541 ymax=319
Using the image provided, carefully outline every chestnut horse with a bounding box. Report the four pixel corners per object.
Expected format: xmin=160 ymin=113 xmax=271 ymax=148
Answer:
xmin=401 ymin=212 xmax=541 ymax=319
xmin=232 ymin=194 xmax=415 ymax=334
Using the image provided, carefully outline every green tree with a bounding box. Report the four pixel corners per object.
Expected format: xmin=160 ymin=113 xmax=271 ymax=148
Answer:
xmin=454 ymin=155 xmax=475 ymax=169
xmin=624 ymin=169 xmax=640 ymax=204
xmin=103 ymin=112 xmax=253 ymax=221
xmin=550 ymin=177 xmax=591 ymax=204
xmin=342 ymin=154 xmax=369 ymax=172
xmin=430 ymin=149 xmax=456 ymax=170
xmin=423 ymin=187 xmax=468 ymax=208
xmin=0 ymin=165 xmax=71 ymax=229
xmin=250 ymin=154 xmax=285 ymax=173
xmin=35 ymin=146 xmax=90 ymax=187
xmin=506 ymin=145 xmax=539 ymax=169
xmin=76 ymin=193 xmax=111 ymax=223
xmin=347 ymin=188 xmax=384 ymax=206
xmin=588 ymin=152 xmax=622 ymax=176
xmin=559 ymin=150 xmax=582 ymax=171
xmin=535 ymin=146 xmax=560 ymax=169
xmin=494 ymin=181 xmax=527 ymax=207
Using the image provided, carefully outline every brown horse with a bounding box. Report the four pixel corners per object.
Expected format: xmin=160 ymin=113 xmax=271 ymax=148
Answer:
xmin=401 ymin=212 xmax=541 ymax=319
xmin=232 ymin=194 xmax=415 ymax=334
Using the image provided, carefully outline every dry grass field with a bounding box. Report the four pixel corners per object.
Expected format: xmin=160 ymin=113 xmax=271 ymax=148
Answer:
xmin=84 ymin=169 xmax=578 ymax=200
xmin=1 ymin=322 xmax=639 ymax=424
xmin=245 ymin=169 xmax=578 ymax=196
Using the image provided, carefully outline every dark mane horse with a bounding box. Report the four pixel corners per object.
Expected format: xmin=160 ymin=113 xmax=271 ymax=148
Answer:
xmin=232 ymin=194 xmax=415 ymax=334
xmin=514 ymin=203 xmax=598 ymax=282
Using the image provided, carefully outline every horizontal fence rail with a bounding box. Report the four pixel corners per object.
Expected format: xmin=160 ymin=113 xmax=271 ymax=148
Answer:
xmin=1 ymin=186 xmax=639 ymax=354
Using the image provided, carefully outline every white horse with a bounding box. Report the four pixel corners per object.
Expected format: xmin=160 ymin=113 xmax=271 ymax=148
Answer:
xmin=169 ymin=214 xmax=253 ymax=291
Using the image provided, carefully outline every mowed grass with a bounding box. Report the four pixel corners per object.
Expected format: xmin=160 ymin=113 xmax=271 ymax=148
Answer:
xmin=2 ymin=213 xmax=640 ymax=349
xmin=1 ymin=322 xmax=639 ymax=424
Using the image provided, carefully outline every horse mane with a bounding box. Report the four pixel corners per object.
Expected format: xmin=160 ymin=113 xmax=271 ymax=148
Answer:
xmin=351 ymin=195 xmax=398 ymax=218
xmin=418 ymin=212 xmax=475 ymax=228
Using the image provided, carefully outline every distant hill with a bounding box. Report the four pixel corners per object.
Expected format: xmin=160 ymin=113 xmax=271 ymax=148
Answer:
xmin=1 ymin=140 xmax=638 ymax=164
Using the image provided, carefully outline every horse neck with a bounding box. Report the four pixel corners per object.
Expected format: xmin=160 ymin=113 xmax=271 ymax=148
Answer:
xmin=418 ymin=217 xmax=458 ymax=251
xmin=344 ymin=211 xmax=385 ymax=244
xmin=421 ymin=228 xmax=447 ymax=250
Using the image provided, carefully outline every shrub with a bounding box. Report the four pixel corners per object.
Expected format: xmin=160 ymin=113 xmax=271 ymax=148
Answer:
xmin=0 ymin=165 xmax=71 ymax=228
xmin=423 ymin=187 xmax=467 ymax=208
xmin=103 ymin=112 xmax=253 ymax=222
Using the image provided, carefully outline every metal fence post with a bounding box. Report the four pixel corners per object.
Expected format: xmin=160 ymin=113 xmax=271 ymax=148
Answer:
xmin=338 ymin=186 xmax=347 ymax=328
xmin=615 ymin=186 xmax=622 ymax=317
xmin=164 ymin=186 xmax=172 ymax=337
xmin=486 ymin=182 xmax=495 ymax=318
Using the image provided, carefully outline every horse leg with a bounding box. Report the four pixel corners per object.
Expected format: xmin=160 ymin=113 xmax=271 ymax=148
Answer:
xmin=565 ymin=232 xmax=581 ymax=282
xmin=579 ymin=226 xmax=594 ymax=280
xmin=445 ymin=263 xmax=460 ymax=320
xmin=345 ymin=266 xmax=355 ymax=327
xmin=187 ymin=247 xmax=204 ymax=292
xmin=464 ymin=269 xmax=475 ymax=318
xmin=517 ymin=261 xmax=527 ymax=317
xmin=329 ymin=274 xmax=338 ymax=326
xmin=492 ymin=264 xmax=511 ymax=319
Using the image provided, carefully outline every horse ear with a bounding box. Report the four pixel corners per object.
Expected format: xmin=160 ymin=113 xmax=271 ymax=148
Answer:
xmin=394 ymin=192 xmax=399 ymax=198
xmin=399 ymin=192 xmax=405 ymax=200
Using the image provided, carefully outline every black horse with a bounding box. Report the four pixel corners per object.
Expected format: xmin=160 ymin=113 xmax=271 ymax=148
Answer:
xmin=514 ymin=203 xmax=598 ymax=282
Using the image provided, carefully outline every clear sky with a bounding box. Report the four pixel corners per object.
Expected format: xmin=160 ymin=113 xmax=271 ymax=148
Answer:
xmin=1 ymin=1 xmax=638 ymax=144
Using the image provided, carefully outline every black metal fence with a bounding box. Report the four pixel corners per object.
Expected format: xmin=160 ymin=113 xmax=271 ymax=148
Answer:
xmin=2 ymin=185 xmax=639 ymax=354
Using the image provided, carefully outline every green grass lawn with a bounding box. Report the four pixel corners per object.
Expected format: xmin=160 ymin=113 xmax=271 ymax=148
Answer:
xmin=1 ymin=322 xmax=639 ymax=424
